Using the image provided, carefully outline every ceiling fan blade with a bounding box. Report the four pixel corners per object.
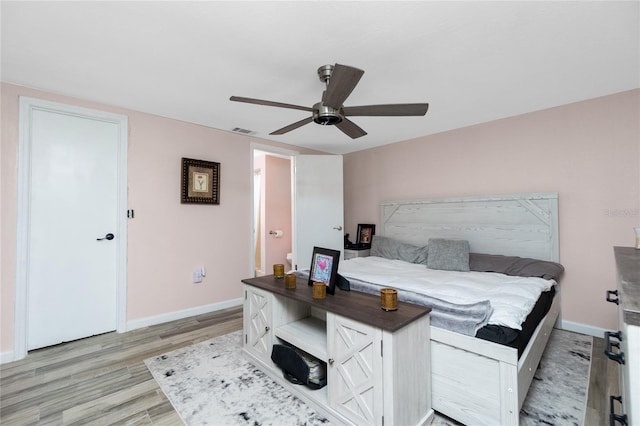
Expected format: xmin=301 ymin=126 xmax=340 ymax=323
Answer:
xmin=343 ymin=103 xmax=429 ymax=116
xmin=270 ymin=117 xmax=313 ymax=135
xmin=322 ymin=64 xmax=365 ymax=109
xmin=336 ymin=118 xmax=367 ymax=139
xmin=230 ymin=96 xmax=312 ymax=112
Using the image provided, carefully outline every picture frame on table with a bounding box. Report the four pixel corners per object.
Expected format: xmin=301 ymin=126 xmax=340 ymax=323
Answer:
xmin=181 ymin=157 xmax=220 ymax=204
xmin=307 ymin=246 xmax=341 ymax=295
xmin=356 ymin=223 xmax=376 ymax=248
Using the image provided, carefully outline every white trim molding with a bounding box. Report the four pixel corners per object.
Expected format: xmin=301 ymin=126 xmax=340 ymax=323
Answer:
xmin=125 ymin=298 xmax=243 ymax=331
xmin=560 ymin=320 xmax=607 ymax=338
xmin=2 ymin=299 xmax=243 ymax=364
xmin=249 ymin=143 xmax=299 ymax=278
xmin=0 ymin=351 xmax=17 ymax=364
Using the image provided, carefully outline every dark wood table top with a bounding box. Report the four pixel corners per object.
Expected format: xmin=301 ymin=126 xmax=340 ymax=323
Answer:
xmin=242 ymin=275 xmax=431 ymax=332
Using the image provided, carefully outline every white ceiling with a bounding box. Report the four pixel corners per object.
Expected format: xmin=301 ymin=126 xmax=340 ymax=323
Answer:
xmin=2 ymin=1 xmax=638 ymax=155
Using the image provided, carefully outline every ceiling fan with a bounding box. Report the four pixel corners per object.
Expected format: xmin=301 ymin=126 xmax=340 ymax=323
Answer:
xmin=230 ymin=64 xmax=429 ymax=139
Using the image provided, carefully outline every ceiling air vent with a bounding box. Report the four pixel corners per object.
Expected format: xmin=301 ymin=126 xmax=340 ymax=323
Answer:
xmin=232 ymin=127 xmax=254 ymax=135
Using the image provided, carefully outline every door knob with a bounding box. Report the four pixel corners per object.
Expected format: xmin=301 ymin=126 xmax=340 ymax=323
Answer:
xmin=97 ymin=233 xmax=114 ymax=241
xmin=333 ymin=226 xmax=343 ymax=231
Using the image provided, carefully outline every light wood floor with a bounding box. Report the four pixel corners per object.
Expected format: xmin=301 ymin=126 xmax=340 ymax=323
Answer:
xmin=1 ymin=307 xmax=614 ymax=426
xmin=584 ymin=336 xmax=619 ymax=426
xmin=0 ymin=306 xmax=243 ymax=425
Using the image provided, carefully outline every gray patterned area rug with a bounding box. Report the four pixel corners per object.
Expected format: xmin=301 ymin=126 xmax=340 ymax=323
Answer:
xmin=144 ymin=329 xmax=591 ymax=426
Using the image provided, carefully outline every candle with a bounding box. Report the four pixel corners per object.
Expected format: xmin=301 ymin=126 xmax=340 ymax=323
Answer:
xmin=380 ymin=288 xmax=398 ymax=311
xmin=273 ymin=264 xmax=285 ymax=278
xmin=285 ymin=273 xmax=297 ymax=289
xmin=312 ymin=282 xmax=326 ymax=299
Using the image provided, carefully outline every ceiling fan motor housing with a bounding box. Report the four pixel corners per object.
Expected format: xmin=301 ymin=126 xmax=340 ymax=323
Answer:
xmin=312 ymin=102 xmax=343 ymax=126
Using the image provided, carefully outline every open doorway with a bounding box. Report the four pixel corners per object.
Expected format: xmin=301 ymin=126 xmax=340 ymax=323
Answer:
xmin=251 ymin=144 xmax=297 ymax=277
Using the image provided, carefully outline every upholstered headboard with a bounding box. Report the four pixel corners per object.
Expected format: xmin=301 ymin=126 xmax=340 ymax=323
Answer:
xmin=380 ymin=192 xmax=559 ymax=262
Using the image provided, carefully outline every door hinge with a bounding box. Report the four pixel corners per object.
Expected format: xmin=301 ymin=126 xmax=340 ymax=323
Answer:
xmin=381 ymin=340 xmax=383 ymax=357
xmin=245 ymin=334 xmax=247 ymax=344
xmin=127 ymin=209 xmax=135 ymax=218
xmin=382 ymin=415 xmax=384 ymax=426
xmin=245 ymin=290 xmax=247 ymax=300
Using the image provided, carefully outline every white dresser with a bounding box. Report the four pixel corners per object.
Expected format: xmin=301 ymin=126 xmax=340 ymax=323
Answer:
xmin=606 ymin=247 xmax=640 ymax=425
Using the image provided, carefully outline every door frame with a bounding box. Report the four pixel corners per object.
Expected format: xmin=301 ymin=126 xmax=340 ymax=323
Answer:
xmin=249 ymin=143 xmax=298 ymax=277
xmin=14 ymin=97 xmax=128 ymax=360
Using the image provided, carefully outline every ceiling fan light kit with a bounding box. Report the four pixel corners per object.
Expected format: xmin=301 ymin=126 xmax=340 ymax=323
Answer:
xmin=230 ymin=63 xmax=429 ymax=139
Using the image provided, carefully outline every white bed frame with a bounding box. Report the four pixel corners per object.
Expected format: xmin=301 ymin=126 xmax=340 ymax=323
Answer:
xmin=380 ymin=192 xmax=560 ymax=425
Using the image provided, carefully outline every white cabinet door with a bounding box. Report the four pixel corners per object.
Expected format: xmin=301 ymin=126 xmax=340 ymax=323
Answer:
xmin=327 ymin=313 xmax=383 ymax=426
xmin=244 ymin=285 xmax=273 ymax=366
xmin=293 ymin=155 xmax=344 ymax=271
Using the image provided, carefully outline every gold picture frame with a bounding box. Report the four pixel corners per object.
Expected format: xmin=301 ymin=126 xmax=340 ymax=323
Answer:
xmin=181 ymin=157 xmax=220 ymax=204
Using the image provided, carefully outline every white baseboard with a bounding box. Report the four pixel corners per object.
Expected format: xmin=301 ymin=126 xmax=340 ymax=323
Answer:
xmin=560 ymin=319 xmax=607 ymax=338
xmin=125 ymin=298 xmax=243 ymax=332
xmin=1 ymin=351 xmax=16 ymax=364
xmin=0 ymin=309 xmax=603 ymax=364
xmin=1 ymin=299 xmax=243 ymax=365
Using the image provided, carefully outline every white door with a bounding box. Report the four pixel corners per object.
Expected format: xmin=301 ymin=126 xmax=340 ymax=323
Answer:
xmin=293 ymin=155 xmax=344 ymax=271
xmin=20 ymin=98 xmax=126 ymax=351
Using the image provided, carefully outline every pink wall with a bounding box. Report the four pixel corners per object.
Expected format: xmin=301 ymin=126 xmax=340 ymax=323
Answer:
xmin=0 ymin=83 xmax=319 ymax=354
xmin=2 ymin=83 xmax=637 ymax=355
xmin=264 ymin=156 xmax=292 ymax=269
xmin=344 ymin=89 xmax=640 ymax=331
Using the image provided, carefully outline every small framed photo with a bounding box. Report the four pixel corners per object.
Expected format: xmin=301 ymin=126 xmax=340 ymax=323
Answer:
xmin=356 ymin=224 xmax=376 ymax=248
xmin=181 ymin=157 xmax=220 ymax=204
xmin=307 ymin=246 xmax=341 ymax=295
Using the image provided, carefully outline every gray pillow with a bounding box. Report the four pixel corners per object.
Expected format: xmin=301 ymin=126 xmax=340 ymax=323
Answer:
xmin=427 ymin=238 xmax=470 ymax=272
xmin=469 ymin=253 xmax=564 ymax=280
xmin=370 ymin=235 xmax=428 ymax=264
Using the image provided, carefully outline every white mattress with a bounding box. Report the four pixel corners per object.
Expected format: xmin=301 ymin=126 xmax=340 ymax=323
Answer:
xmin=339 ymin=256 xmax=555 ymax=330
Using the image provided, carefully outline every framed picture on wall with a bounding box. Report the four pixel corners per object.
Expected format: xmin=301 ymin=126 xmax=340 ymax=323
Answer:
xmin=356 ymin=224 xmax=376 ymax=248
xmin=181 ymin=157 xmax=220 ymax=204
xmin=307 ymin=246 xmax=340 ymax=295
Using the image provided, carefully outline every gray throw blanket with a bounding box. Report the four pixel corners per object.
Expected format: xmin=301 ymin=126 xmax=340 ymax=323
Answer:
xmin=296 ymin=270 xmax=492 ymax=336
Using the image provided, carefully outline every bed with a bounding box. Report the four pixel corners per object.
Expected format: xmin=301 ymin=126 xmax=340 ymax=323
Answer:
xmin=343 ymin=193 xmax=561 ymax=425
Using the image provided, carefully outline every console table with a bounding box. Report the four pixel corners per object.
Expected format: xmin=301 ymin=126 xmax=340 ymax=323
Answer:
xmin=242 ymin=275 xmax=433 ymax=426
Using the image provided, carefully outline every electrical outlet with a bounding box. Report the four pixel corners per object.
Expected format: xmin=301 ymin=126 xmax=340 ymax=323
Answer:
xmin=192 ymin=270 xmax=203 ymax=283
